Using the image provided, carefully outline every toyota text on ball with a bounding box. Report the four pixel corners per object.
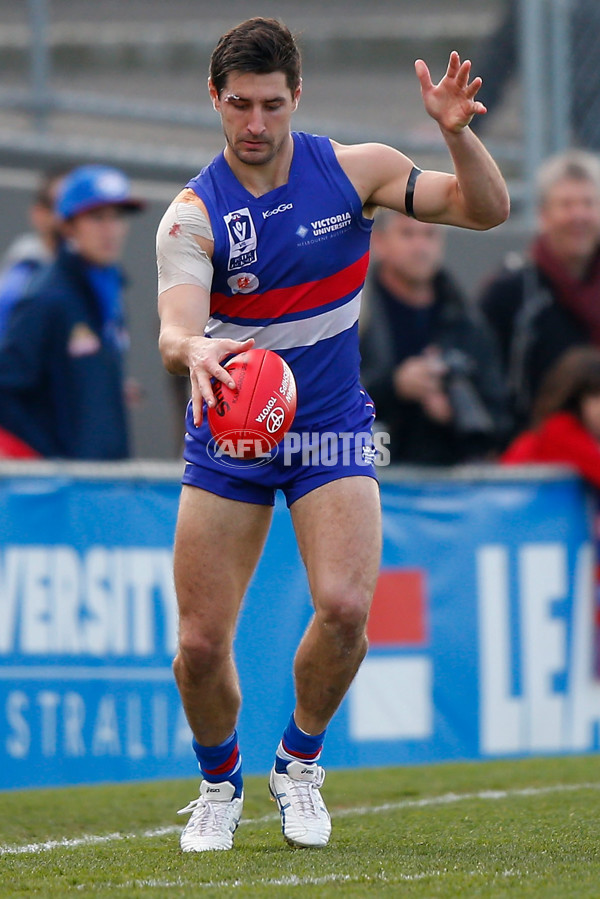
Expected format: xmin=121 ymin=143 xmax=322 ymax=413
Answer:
xmin=255 ymin=395 xmax=279 ymax=424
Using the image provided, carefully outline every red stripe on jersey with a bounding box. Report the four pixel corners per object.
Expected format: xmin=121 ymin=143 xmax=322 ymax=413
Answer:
xmin=210 ymin=251 xmax=369 ymax=319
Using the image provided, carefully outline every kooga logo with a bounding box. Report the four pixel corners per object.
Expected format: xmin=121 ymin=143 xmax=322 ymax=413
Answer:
xmin=262 ymin=203 xmax=293 ymax=219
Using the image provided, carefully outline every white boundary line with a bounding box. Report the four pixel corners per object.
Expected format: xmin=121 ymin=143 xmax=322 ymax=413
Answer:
xmin=2 ymin=780 xmax=599 ymax=858
xmin=89 ymin=871 xmax=480 ymax=890
xmin=103 ymin=869 xmax=527 ymax=890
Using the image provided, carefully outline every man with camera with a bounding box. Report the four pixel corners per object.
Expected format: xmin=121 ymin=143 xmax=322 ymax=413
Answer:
xmin=360 ymin=211 xmax=510 ymax=465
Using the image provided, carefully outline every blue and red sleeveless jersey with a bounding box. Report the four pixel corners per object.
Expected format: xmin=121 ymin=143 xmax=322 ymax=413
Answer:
xmin=185 ymin=132 xmax=373 ymax=430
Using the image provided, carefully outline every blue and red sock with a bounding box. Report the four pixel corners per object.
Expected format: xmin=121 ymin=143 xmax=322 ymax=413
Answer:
xmin=275 ymin=713 xmax=326 ymax=773
xmin=192 ymin=730 xmax=243 ymax=798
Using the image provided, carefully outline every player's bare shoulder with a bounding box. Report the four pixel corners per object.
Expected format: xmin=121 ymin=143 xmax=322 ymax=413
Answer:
xmin=331 ymin=139 xmax=414 ymax=208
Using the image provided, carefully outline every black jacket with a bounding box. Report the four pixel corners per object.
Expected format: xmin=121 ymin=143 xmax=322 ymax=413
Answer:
xmin=0 ymin=246 xmax=130 ymax=459
xmin=360 ymin=269 xmax=511 ymax=465
xmin=478 ymin=259 xmax=590 ymax=429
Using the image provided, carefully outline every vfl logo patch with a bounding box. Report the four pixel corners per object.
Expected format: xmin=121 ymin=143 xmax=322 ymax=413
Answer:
xmin=224 ymin=207 xmax=258 ymax=271
xmin=227 ymin=272 xmax=259 ymax=294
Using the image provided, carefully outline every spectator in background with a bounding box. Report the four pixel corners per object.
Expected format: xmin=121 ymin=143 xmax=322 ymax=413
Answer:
xmin=502 ymin=346 xmax=600 ymax=676
xmin=360 ymin=212 xmax=510 ymax=465
xmin=0 ymin=165 xmax=144 ymax=459
xmin=0 ymin=166 xmax=69 ymax=337
xmin=479 ymin=150 xmax=600 ymax=434
xmin=502 ymin=346 xmax=600 ymax=486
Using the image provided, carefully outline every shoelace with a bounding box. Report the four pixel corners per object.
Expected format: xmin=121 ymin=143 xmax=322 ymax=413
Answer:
xmin=287 ymin=776 xmax=326 ymax=819
xmin=177 ymin=797 xmax=236 ymax=835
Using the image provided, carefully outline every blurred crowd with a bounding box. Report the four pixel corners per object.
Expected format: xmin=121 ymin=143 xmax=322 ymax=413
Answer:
xmin=360 ymin=147 xmax=600 ymax=491
xmin=0 ymin=164 xmax=145 ymax=461
xmin=4 ymin=147 xmax=600 ymax=484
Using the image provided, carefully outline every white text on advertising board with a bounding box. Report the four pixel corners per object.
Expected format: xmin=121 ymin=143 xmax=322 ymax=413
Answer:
xmin=0 ymin=546 xmax=177 ymax=656
xmin=477 ymin=543 xmax=600 ymax=754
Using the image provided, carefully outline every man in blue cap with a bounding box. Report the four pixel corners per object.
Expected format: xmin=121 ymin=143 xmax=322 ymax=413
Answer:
xmin=0 ymin=164 xmax=144 ymax=459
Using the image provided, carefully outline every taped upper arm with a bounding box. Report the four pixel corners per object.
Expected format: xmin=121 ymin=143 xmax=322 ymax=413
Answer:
xmin=156 ymin=200 xmax=215 ymax=295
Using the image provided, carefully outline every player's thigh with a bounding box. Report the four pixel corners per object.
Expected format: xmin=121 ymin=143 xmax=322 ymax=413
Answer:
xmin=174 ymin=485 xmax=273 ymax=637
xmin=290 ymin=476 xmax=382 ymax=613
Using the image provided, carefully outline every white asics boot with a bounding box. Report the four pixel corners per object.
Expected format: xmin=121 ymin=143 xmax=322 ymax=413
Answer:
xmin=269 ymin=760 xmax=331 ymax=848
xmin=177 ymin=780 xmax=243 ymax=852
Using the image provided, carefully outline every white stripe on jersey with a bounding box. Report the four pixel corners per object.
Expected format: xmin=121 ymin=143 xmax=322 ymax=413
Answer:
xmin=205 ymin=291 xmax=361 ymax=350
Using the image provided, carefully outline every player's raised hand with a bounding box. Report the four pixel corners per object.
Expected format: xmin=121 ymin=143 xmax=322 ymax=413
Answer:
xmin=415 ymin=51 xmax=486 ymax=133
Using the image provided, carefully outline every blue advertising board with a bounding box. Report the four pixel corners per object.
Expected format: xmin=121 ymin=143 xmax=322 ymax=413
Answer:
xmin=0 ymin=464 xmax=598 ymax=790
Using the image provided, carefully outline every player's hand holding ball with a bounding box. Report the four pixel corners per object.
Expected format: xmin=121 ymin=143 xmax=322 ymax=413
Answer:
xmin=207 ymin=348 xmax=297 ymax=459
xmin=187 ymin=335 xmax=255 ymax=425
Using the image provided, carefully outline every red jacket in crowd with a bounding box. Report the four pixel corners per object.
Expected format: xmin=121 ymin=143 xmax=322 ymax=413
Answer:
xmin=502 ymin=411 xmax=600 ymax=489
xmin=0 ymin=426 xmax=39 ymax=459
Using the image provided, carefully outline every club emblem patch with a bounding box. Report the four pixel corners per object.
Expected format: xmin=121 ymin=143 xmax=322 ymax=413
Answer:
xmin=224 ymin=208 xmax=258 ymax=271
xmin=227 ymin=272 xmax=259 ymax=294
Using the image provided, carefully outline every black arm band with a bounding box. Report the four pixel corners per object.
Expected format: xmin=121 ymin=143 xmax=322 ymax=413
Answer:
xmin=404 ymin=166 xmax=422 ymax=219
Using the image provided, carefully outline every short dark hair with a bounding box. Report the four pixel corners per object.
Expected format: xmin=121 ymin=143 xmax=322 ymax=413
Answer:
xmin=209 ymin=17 xmax=302 ymax=97
xmin=532 ymin=346 xmax=600 ymax=427
xmin=34 ymin=165 xmax=73 ymax=209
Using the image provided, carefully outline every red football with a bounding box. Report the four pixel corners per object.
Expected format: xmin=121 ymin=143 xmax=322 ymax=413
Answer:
xmin=207 ymin=348 xmax=297 ymax=459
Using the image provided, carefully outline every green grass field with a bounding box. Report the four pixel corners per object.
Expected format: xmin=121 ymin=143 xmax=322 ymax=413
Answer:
xmin=1 ymin=756 xmax=599 ymax=898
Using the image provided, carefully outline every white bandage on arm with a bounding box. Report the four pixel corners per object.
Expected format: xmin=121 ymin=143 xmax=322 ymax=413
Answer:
xmin=156 ymin=201 xmax=215 ymax=295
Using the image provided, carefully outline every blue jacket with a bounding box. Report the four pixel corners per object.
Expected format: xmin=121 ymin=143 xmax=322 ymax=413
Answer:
xmin=0 ymin=257 xmax=46 ymax=338
xmin=0 ymin=245 xmax=130 ymax=459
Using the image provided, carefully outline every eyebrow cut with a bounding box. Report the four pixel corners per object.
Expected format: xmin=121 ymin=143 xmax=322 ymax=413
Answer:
xmin=223 ymin=93 xmax=287 ymax=105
